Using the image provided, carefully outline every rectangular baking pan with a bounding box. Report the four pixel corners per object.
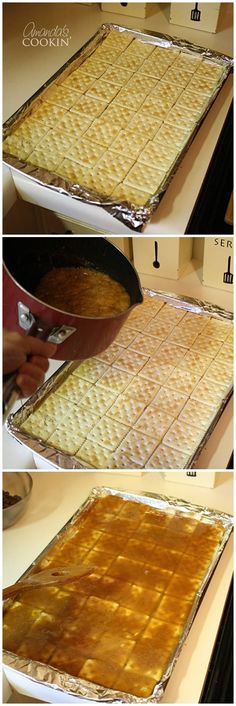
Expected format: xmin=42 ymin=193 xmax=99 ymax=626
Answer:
xmin=3 ymin=23 xmax=233 ymax=232
xmin=3 ymin=486 xmax=233 ymax=703
xmin=5 ymin=290 xmax=233 ymax=470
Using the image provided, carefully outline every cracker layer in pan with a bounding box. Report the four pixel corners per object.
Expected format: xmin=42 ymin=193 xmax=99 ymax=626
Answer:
xmin=19 ymin=294 xmax=233 ymax=469
xmin=3 ymin=29 xmax=227 ymax=210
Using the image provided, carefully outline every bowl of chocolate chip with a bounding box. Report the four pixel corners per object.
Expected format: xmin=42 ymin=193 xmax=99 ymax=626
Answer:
xmin=3 ymin=472 xmax=33 ymax=529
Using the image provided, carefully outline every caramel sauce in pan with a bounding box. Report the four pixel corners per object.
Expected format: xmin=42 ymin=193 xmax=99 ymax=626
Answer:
xmin=35 ymin=267 xmax=130 ymax=317
xmin=4 ymin=495 xmax=225 ymax=697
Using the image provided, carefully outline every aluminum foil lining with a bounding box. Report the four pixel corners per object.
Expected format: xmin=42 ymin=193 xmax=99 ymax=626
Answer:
xmin=3 ymin=486 xmax=233 ymax=703
xmin=6 ymin=289 xmax=233 ymax=470
xmin=3 ymin=23 xmax=233 ymax=233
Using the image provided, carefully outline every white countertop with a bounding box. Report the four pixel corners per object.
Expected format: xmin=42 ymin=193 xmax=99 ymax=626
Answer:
xmin=3 ymin=2 xmax=233 ymax=234
xmin=3 ymin=471 xmax=233 ymax=704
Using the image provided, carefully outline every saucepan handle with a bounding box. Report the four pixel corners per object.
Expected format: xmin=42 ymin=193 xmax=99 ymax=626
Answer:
xmin=3 ymin=305 xmax=77 ymax=420
xmin=3 ymin=317 xmax=51 ymax=422
xmin=3 ymin=372 xmax=20 ymax=421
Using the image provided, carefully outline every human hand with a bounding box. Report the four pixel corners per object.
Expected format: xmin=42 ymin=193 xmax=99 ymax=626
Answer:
xmin=3 ymin=331 xmax=57 ymax=396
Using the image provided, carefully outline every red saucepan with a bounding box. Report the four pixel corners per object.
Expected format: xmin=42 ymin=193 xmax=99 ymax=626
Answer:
xmin=3 ymin=236 xmax=143 ymax=360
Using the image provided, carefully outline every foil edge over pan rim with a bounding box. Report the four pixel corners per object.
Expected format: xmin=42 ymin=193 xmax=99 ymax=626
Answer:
xmin=3 ymin=23 xmax=234 ymax=233
xmin=3 ymin=485 xmax=234 ymax=703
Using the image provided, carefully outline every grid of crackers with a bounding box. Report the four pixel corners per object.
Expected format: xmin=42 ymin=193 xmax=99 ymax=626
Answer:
xmin=3 ymin=492 xmax=227 ymax=698
xmin=3 ymin=29 xmax=226 ymax=208
xmin=19 ymin=293 xmax=233 ymax=469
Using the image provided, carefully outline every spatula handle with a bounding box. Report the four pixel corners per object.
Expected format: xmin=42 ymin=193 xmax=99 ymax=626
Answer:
xmin=3 ymin=564 xmax=95 ymax=600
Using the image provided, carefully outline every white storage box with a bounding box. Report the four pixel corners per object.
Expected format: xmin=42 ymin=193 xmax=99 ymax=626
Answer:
xmin=132 ymin=237 xmax=193 ymax=284
xmin=164 ymin=472 xmax=216 ymax=488
xmin=101 ymin=3 xmax=155 ymax=19
xmin=169 ymin=3 xmax=221 ymax=34
xmin=202 ymin=237 xmax=234 ymax=292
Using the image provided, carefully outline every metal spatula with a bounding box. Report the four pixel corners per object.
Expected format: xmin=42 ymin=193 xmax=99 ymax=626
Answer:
xmin=3 ymin=564 xmax=95 ymax=600
xmin=223 ymin=256 xmax=233 ymax=284
xmin=191 ymin=3 xmax=201 ymax=21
